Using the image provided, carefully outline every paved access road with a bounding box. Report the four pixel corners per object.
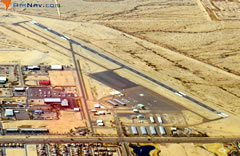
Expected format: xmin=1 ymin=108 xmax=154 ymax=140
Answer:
xmin=0 ymin=136 xmax=239 ymax=144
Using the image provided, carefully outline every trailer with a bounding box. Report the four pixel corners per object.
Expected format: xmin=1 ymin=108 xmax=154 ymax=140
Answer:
xmin=113 ymin=99 xmax=126 ymax=105
xmin=157 ymin=116 xmax=163 ymax=124
xmin=131 ymin=126 xmax=138 ymax=135
xmin=149 ymin=116 xmax=155 ymax=123
xmin=6 ymin=128 xmax=19 ymax=133
xmin=159 ymin=126 xmax=166 ymax=135
xmin=149 ymin=126 xmax=157 ymax=135
xmin=140 ymin=126 xmax=148 ymax=135
xmin=106 ymin=100 xmax=118 ymax=106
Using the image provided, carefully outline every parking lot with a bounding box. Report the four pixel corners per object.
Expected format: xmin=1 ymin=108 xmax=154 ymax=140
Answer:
xmin=27 ymin=87 xmax=78 ymax=109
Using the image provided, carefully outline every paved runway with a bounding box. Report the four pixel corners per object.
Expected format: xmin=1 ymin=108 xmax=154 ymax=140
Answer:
xmin=29 ymin=20 xmax=225 ymax=118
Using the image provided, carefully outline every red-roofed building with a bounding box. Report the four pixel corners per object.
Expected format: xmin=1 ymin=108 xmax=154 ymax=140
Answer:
xmin=39 ymin=80 xmax=50 ymax=85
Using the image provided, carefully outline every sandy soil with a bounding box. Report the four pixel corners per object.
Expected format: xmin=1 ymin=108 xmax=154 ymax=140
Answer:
xmin=203 ymin=143 xmax=230 ymax=156
xmin=3 ymin=0 xmax=207 ymax=21
xmin=26 ymin=144 xmax=38 ymax=156
xmin=130 ymin=143 xmax=220 ymax=156
xmin=6 ymin=148 xmax=26 ymax=156
xmin=0 ymin=0 xmax=239 ymax=137
xmin=49 ymin=71 xmax=76 ymax=86
xmin=2 ymin=111 xmax=85 ymax=134
xmin=193 ymin=116 xmax=240 ymax=137
xmin=182 ymin=110 xmax=204 ymax=125
xmin=158 ymin=143 xmax=215 ymax=156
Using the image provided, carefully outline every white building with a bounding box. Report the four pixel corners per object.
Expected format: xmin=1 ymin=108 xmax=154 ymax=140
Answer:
xmin=27 ymin=65 xmax=40 ymax=70
xmin=14 ymin=87 xmax=25 ymax=91
xmin=109 ymin=91 xmax=121 ymax=95
xmin=91 ymin=109 xmax=97 ymax=112
xmin=61 ymin=99 xmax=69 ymax=107
xmin=98 ymin=111 xmax=105 ymax=115
xmin=96 ymin=120 xmax=103 ymax=123
xmin=74 ymin=108 xmax=80 ymax=111
xmin=50 ymin=65 xmax=63 ymax=70
xmin=97 ymin=123 xmax=104 ymax=126
xmin=133 ymin=109 xmax=139 ymax=113
xmin=0 ymin=77 xmax=7 ymax=84
xmin=44 ymin=98 xmax=61 ymax=103
xmin=94 ymin=104 xmax=100 ymax=108
xmin=5 ymin=109 xmax=14 ymax=117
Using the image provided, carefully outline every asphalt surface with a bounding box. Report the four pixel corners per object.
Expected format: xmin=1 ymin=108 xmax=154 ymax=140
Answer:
xmin=69 ymin=42 xmax=94 ymax=135
xmin=28 ymin=20 xmax=225 ymax=117
xmin=0 ymin=136 xmax=239 ymax=144
xmin=89 ymin=70 xmax=138 ymax=90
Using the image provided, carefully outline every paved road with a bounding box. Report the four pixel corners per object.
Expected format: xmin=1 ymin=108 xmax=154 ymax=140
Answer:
xmin=69 ymin=42 xmax=94 ymax=135
xmin=17 ymin=64 xmax=24 ymax=86
xmin=28 ymin=20 xmax=225 ymax=117
xmin=0 ymin=136 xmax=239 ymax=144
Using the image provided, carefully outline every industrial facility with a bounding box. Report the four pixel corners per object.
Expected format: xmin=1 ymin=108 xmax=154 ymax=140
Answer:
xmin=0 ymin=64 xmax=81 ymax=135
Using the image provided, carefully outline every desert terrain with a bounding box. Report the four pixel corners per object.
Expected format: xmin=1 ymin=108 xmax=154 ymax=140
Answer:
xmin=0 ymin=0 xmax=239 ymax=141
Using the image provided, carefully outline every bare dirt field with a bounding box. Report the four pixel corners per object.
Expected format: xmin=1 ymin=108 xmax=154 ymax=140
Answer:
xmin=130 ymin=143 xmax=233 ymax=156
xmin=2 ymin=111 xmax=85 ymax=134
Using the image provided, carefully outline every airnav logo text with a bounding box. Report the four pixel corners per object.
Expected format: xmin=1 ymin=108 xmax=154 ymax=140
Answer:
xmin=0 ymin=0 xmax=61 ymax=10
